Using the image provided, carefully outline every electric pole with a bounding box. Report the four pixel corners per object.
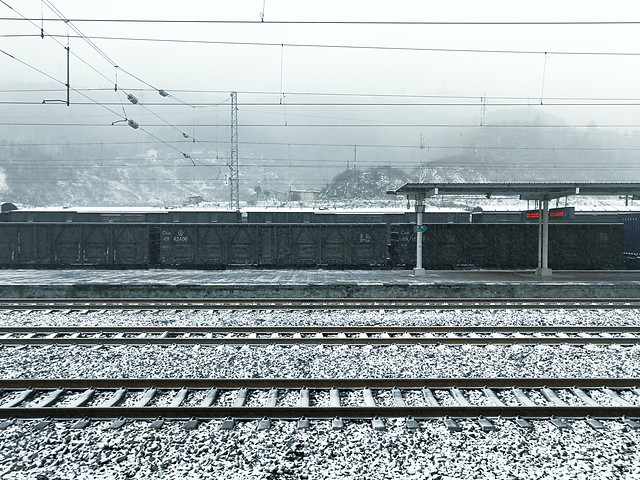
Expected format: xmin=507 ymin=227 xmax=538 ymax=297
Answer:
xmin=229 ymin=91 xmax=239 ymax=210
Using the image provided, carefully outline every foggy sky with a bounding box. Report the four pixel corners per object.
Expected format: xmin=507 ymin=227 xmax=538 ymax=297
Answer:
xmin=2 ymin=0 xmax=640 ymax=192
xmin=3 ymin=2 xmax=640 ymax=114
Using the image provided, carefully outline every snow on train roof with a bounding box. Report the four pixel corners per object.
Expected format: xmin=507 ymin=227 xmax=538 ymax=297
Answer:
xmin=9 ymin=206 xmax=467 ymax=214
xmin=9 ymin=206 xmax=236 ymax=213
xmin=475 ymin=205 xmax=640 ymax=213
xmin=313 ymin=207 xmax=469 ymax=214
xmin=242 ymin=206 xmax=468 ymax=214
xmin=8 ymin=205 xmax=639 ymax=215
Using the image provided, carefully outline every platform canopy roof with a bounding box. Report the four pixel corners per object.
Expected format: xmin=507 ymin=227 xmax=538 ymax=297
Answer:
xmin=388 ymin=182 xmax=640 ymax=201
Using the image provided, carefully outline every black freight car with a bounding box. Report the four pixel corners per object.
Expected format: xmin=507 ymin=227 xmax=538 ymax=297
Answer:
xmin=246 ymin=208 xmax=470 ymax=224
xmin=620 ymin=213 xmax=640 ymax=256
xmin=0 ymin=223 xmax=150 ymax=267
xmin=155 ymin=224 xmax=390 ymax=268
xmin=0 ymin=221 xmax=627 ymax=270
xmin=391 ymin=223 xmax=624 ymax=269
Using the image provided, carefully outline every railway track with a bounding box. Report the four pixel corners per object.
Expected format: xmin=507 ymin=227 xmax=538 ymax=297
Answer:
xmin=2 ymin=297 xmax=640 ymax=310
xmin=0 ymin=378 xmax=639 ymax=432
xmin=2 ymin=325 xmax=640 ymax=345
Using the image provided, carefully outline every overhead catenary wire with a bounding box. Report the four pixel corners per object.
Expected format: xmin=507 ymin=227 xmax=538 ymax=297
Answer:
xmin=6 ymin=100 xmax=640 ymax=107
xmin=1 ymin=0 xmax=206 ymax=164
xmin=4 ymin=33 xmax=640 ymax=57
xmin=0 ymin=1 xmax=119 ymax=87
xmin=3 ymin=5 xmax=640 ymax=181
xmin=3 ymin=121 xmax=640 ymax=128
xmin=36 ymin=0 xmax=199 ymax=108
xmin=3 ymin=4 xmax=192 ymax=109
xmin=2 ymin=159 xmax=638 ymax=169
xmin=4 ymin=17 xmax=640 ymax=25
xmin=6 ymin=87 xmax=640 ymax=103
xmin=5 ymin=140 xmax=640 ymax=151
xmin=0 ymin=48 xmax=124 ymax=118
xmin=39 ymin=0 xmax=198 ymax=110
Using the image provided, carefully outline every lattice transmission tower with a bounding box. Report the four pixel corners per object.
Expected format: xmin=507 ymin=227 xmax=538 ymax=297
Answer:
xmin=229 ymin=91 xmax=239 ymax=210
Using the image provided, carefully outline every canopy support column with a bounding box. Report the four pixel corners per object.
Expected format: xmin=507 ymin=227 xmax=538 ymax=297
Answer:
xmin=414 ymin=196 xmax=426 ymax=276
xmin=535 ymin=198 xmax=552 ymax=276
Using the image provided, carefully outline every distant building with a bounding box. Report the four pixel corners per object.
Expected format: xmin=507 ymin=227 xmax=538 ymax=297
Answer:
xmin=289 ymin=189 xmax=321 ymax=202
xmin=183 ymin=195 xmax=204 ymax=206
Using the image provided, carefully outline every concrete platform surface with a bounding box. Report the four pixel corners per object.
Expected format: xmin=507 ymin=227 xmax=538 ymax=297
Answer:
xmin=0 ymin=269 xmax=638 ymax=299
xmin=1 ymin=269 xmax=640 ymax=285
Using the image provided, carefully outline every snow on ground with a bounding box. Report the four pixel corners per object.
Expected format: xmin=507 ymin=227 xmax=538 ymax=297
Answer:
xmin=2 ymin=419 xmax=639 ymax=480
xmin=1 ymin=308 xmax=640 ymax=479
xmin=200 ymin=194 xmax=639 ymax=211
xmin=1 ymin=308 xmax=638 ymax=328
xmin=1 ymin=343 xmax=639 ymax=379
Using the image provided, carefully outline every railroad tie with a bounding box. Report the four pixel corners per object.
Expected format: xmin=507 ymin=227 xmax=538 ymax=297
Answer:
xmin=220 ymin=387 xmax=248 ymax=430
xmin=422 ymin=388 xmax=461 ymax=432
xmin=150 ymin=387 xmax=189 ymax=429
xmin=0 ymin=388 xmax=34 ymax=409
xmin=392 ymin=387 xmax=419 ymax=430
xmin=71 ymin=388 xmax=129 ymax=430
xmin=185 ymin=387 xmax=219 ymax=430
xmin=258 ymin=388 xmax=278 ymax=431
xmin=451 ymin=387 xmax=495 ymax=432
xmin=297 ymin=388 xmax=310 ymax=430
xmin=33 ymin=388 xmax=65 ymax=430
xmin=602 ymin=388 xmax=640 ymax=429
xmin=68 ymin=388 xmax=96 ymax=429
xmin=569 ymin=388 xmax=606 ymax=430
xmin=511 ymin=388 xmax=571 ymax=429
xmin=482 ymin=387 xmax=533 ymax=429
xmin=539 ymin=388 xmax=572 ymax=429
xmin=330 ymin=388 xmax=344 ymax=430
xmin=362 ymin=388 xmax=385 ymax=431
xmin=109 ymin=387 xmax=157 ymax=430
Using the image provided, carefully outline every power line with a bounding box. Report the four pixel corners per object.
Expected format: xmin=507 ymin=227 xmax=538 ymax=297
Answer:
xmin=0 ymin=11 xmax=114 ymax=86
xmin=35 ymin=1 xmax=199 ymax=107
xmin=0 ymin=48 xmax=125 ymax=118
xmin=3 ymin=121 xmax=640 ymax=129
xmin=6 ymin=87 xmax=640 ymax=104
xmin=3 ymin=160 xmax=639 ymax=169
xmin=5 ymin=100 xmax=640 ymax=107
xmin=3 ymin=33 xmax=640 ymax=57
xmin=1 ymin=0 xmax=207 ymax=156
xmin=3 ymin=17 xmax=640 ymax=25
xmin=5 ymin=141 xmax=640 ymax=152
xmin=45 ymin=13 xmax=197 ymax=107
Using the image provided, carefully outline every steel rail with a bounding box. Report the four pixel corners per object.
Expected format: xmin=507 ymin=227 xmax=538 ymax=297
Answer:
xmin=2 ymin=326 xmax=640 ymax=345
xmin=2 ymin=298 xmax=640 ymax=310
xmin=0 ymin=379 xmax=639 ymax=425
xmin=0 ymin=378 xmax=637 ymax=388
xmin=2 ymin=325 xmax=640 ymax=333
xmin=2 ymin=405 xmax=638 ymax=421
xmin=2 ymin=336 xmax=640 ymax=346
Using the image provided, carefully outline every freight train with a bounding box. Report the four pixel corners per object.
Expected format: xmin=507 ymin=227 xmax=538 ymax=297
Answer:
xmin=0 ymin=203 xmax=632 ymax=269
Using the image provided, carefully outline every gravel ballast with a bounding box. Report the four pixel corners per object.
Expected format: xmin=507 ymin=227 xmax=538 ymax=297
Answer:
xmin=2 ymin=419 xmax=640 ymax=480
xmin=1 ymin=307 xmax=640 ymax=479
xmin=2 ymin=308 xmax=639 ymax=328
xmin=2 ymin=343 xmax=640 ymax=379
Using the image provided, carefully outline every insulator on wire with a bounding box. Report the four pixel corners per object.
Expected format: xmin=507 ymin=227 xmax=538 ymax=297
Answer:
xmin=158 ymin=89 xmax=170 ymax=97
xmin=127 ymin=94 xmax=139 ymax=104
xmin=127 ymin=119 xmax=139 ymax=129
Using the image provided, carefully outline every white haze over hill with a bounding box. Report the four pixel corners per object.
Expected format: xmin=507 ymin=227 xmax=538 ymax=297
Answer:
xmin=1 ymin=1 xmax=640 ymax=206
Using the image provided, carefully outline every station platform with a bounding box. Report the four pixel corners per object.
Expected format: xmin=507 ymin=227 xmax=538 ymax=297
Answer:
xmin=0 ymin=269 xmax=639 ymax=299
